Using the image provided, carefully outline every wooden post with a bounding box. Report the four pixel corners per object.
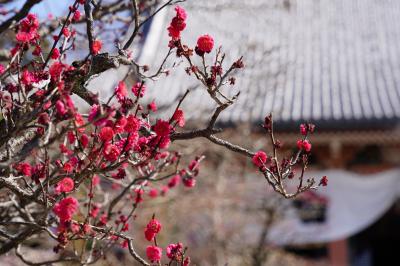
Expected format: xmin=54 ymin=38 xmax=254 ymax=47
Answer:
xmin=327 ymin=139 xmax=349 ymax=265
xmin=328 ymin=239 xmax=349 ymax=266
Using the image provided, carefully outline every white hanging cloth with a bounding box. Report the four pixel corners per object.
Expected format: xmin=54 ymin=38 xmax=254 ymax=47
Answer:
xmin=268 ymin=168 xmax=400 ymax=245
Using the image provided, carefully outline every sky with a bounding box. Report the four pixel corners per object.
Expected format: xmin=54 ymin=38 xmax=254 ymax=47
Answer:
xmin=3 ymin=0 xmax=68 ymax=18
xmin=34 ymin=1 xmax=67 ymax=17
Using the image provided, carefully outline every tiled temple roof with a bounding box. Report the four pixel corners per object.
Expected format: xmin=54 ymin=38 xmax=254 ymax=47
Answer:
xmin=140 ymin=0 xmax=400 ymax=130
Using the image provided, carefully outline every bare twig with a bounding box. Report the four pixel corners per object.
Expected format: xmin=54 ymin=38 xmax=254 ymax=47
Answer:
xmin=15 ymin=245 xmax=80 ymax=266
xmin=123 ymin=0 xmax=186 ymax=50
xmin=84 ymin=0 xmax=95 ymax=54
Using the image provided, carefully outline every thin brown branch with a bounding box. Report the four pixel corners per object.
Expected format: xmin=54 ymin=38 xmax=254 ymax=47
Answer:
xmin=0 ymin=176 xmax=47 ymax=206
xmin=75 ymin=222 xmax=150 ymax=266
xmin=0 ymin=227 xmax=42 ymax=255
xmin=43 ymin=0 xmax=79 ymax=69
xmin=123 ymin=0 xmax=186 ymax=50
xmin=171 ymin=128 xmax=223 ymax=140
xmin=84 ymin=0 xmax=95 ymax=54
xmin=122 ymin=0 xmax=141 ymax=50
xmin=206 ymin=135 xmax=255 ymax=157
xmin=169 ymin=89 xmax=190 ymax=123
xmin=15 ymin=245 xmax=80 ymax=266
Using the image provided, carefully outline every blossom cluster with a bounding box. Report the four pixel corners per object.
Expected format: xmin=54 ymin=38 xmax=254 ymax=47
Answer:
xmin=168 ymin=6 xmax=187 ymax=40
xmin=144 ymin=218 xmax=190 ymax=265
xmin=252 ymin=118 xmax=328 ymax=189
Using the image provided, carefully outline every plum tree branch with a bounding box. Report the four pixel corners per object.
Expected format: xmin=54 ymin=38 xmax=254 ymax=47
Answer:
xmin=84 ymin=0 xmax=95 ymax=54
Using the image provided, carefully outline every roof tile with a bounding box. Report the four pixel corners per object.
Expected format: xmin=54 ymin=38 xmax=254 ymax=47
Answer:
xmin=139 ymin=0 xmax=400 ymax=129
